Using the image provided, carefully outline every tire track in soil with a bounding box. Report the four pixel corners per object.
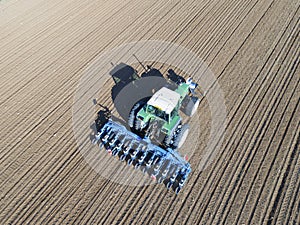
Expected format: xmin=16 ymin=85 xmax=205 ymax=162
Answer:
xmin=169 ymin=0 xmax=296 ymax=223
xmin=281 ymin=125 xmax=300 ymax=224
xmin=212 ymin=24 xmax=297 ymax=225
xmin=245 ymin=50 xmax=299 ymax=224
xmin=0 ymin=0 xmax=176 ymax=223
xmin=109 ymin=0 xmax=282 ymax=223
xmin=267 ymin=121 xmax=300 ymax=225
xmin=0 ymin=0 xmax=145 ymax=166
xmin=132 ymin=0 xmax=258 ymax=223
xmin=265 ymin=46 xmax=300 ymax=225
xmin=0 ymin=0 xmax=298 ymax=223
xmin=287 ymin=166 xmax=300 ymax=225
xmin=0 ymin=3 xmax=162 ymax=225
xmin=229 ymin=57 xmax=299 ymax=225
xmin=157 ymin=0 xmax=278 ymax=223
xmin=213 ymin=16 xmax=300 ymax=225
xmin=202 ymin=33 xmax=296 ymax=225
xmin=0 ymin=0 xmax=133 ymax=104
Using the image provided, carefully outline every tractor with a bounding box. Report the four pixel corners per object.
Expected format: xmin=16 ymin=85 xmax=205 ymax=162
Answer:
xmin=128 ymin=80 xmax=199 ymax=150
xmin=92 ymin=63 xmax=200 ymax=193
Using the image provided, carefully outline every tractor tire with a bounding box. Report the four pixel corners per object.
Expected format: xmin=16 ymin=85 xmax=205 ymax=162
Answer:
xmin=128 ymin=102 xmax=142 ymax=128
xmin=173 ymin=124 xmax=189 ymax=149
xmin=128 ymin=98 xmax=149 ymax=131
xmin=183 ymin=96 xmax=200 ymax=117
xmin=163 ymin=133 xmax=173 ymax=146
xmin=163 ymin=121 xmax=181 ymax=147
xmin=134 ymin=119 xmax=142 ymax=131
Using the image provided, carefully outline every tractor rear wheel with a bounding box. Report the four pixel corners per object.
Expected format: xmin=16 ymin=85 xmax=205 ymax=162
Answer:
xmin=128 ymin=102 xmax=142 ymax=128
xmin=173 ymin=124 xmax=189 ymax=149
xmin=134 ymin=119 xmax=142 ymax=131
xmin=163 ymin=133 xmax=173 ymax=146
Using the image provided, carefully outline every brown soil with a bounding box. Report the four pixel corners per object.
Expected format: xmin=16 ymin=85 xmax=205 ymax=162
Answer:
xmin=0 ymin=0 xmax=299 ymax=224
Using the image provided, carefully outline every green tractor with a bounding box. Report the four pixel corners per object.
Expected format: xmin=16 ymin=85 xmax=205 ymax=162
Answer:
xmin=93 ymin=64 xmax=200 ymax=193
xmin=128 ymin=79 xmax=200 ymax=150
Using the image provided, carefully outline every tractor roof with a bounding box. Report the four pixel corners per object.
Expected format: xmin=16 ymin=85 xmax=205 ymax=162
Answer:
xmin=147 ymin=87 xmax=180 ymax=114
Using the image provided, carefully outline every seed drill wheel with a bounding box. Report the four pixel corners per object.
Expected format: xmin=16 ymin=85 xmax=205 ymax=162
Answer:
xmin=112 ymin=150 xmax=118 ymax=156
xmin=128 ymin=158 xmax=133 ymax=165
xmin=92 ymin=138 xmax=98 ymax=145
xmin=142 ymin=167 xmax=147 ymax=173
xmin=173 ymin=124 xmax=189 ymax=149
xmin=120 ymin=154 xmax=126 ymax=161
xmin=158 ymin=176 xmax=164 ymax=184
xmin=175 ymin=186 xmax=181 ymax=194
xmin=167 ymin=181 xmax=173 ymax=190
xmin=135 ymin=163 xmax=140 ymax=170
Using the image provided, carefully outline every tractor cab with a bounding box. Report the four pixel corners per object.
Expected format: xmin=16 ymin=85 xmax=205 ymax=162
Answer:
xmin=136 ymin=87 xmax=182 ymax=135
xmin=146 ymin=87 xmax=180 ymax=122
xmin=128 ymin=78 xmax=199 ymax=148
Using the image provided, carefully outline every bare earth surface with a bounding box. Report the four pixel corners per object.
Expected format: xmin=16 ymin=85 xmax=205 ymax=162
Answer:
xmin=0 ymin=0 xmax=299 ymax=224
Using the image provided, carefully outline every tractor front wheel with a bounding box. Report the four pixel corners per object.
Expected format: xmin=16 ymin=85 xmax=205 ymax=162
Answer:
xmin=183 ymin=96 xmax=200 ymax=117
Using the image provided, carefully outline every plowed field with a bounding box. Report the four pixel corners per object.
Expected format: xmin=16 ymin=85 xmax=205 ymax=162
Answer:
xmin=0 ymin=0 xmax=299 ymax=224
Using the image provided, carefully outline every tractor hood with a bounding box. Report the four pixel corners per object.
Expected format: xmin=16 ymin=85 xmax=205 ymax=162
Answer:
xmin=147 ymin=87 xmax=180 ymax=114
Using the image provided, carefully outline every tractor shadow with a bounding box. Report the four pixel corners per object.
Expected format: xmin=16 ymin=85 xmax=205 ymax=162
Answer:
xmin=92 ymin=64 xmax=190 ymax=135
xmin=109 ymin=63 xmax=172 ymax=123
xmin=110 ymin=63 xmax=140 ymax=102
